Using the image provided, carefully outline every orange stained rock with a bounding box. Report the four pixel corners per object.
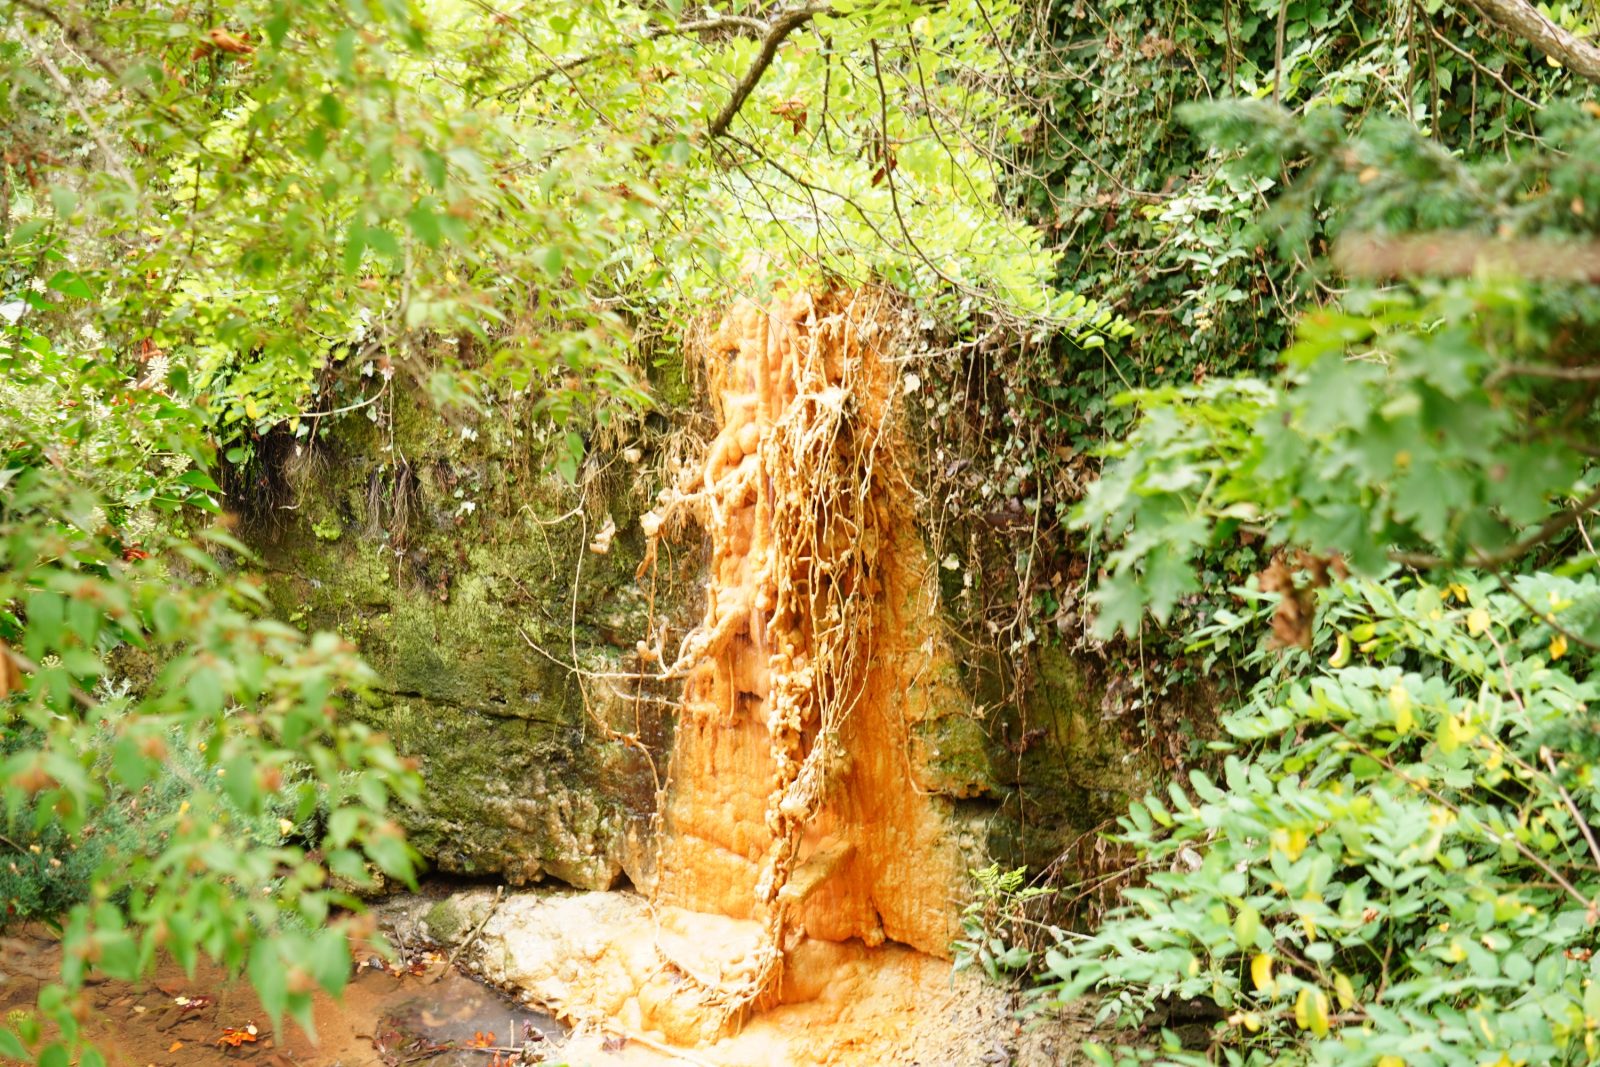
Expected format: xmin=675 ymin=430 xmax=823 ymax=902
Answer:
xmin=638 ymin=289 xmax=987 ymax=1037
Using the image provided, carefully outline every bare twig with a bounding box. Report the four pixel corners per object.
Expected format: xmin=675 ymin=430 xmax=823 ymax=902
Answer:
xmin=1272 ymin=0 xmax=1288 ymax=105
xmin=492 ymin=14 xmax=770 ymax=99
xmin=1488 ymin=363 xmax=1600 ymax=385
xmin=1542 ymin=745 xmax=1600 ymax=872
xmin=1425 ymin=18 xmax=1543 ymax=110
xmin=1493 ymin=570 xmax=1600 ymax=652
xmin=1390 ymin=483 xmax=1600 ymax=570
xmin=433 ymin=886 xmax=503 ymax=983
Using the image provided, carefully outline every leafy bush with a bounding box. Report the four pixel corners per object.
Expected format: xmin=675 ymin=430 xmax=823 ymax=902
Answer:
xmin=1046 ymin=572 xmax=1600 ymax=1065
xmin=1079 ymin=236 xmax=1600 ymax=636
xmin=954 ymin=863 xmax=1058 ymax=982
xmin=0 ymin=720 xmax=334 ymax=931
xmin=0 ymin=320 xmax=421 ymax=1064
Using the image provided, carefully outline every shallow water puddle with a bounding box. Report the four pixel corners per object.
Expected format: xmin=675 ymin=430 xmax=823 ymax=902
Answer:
xmin=372 ymin=971 xmax=565 ymax=1066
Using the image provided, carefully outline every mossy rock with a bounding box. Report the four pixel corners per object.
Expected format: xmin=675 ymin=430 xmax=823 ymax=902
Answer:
xmin=246 ymin=385 xmax=696 ymax=890
xmin=423 ymin=898 xmax=466 ymax=944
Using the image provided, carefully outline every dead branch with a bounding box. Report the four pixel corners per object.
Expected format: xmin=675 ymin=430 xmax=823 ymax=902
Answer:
xmin=1334 ymin=233 xmax=1600 ymax=282
xmin=1461 ymin=0 xmax=1600 ymax=85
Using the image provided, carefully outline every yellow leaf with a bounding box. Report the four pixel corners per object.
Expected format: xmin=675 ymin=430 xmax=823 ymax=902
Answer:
xmin=1251 ymin=953 xmax=1275 ymax=993
xmin=1438 ymin=714 xmax=1462 ymax=754
xmin=1271 ymin=827 xmax=1309 ymax=862
xmin=1292 ymin=987 xmax=1331 ymax=1035
xmin=1467 ymin=608 xmax=1490 ymax=636
xmin=1309 ymin=988 xmax=1330 ymax=1037
xmin=1328 ymin=633 xmax=1351 ymax=668
xmin=1551 ymin=633 xmax=1568 ymax=660
xmin=1448 ymin=582 xmax=1469 ymax=602
xmin=1334 ymin=971 xmax=1356 ymax=1010
xmin=1234 ymin=905 xmax=1261 ymax=949
xmin=1377 ymin=1058 xmax=1406 ymax=1067
xmin=1389 ymin=684 xmax=1414 ymax=735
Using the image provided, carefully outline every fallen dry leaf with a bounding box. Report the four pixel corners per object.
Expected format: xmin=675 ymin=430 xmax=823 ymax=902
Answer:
xmin=216 ymin=1023 xmax=260 ymax=1048
xmin=207 ymin=28 xmax=255 ymax=55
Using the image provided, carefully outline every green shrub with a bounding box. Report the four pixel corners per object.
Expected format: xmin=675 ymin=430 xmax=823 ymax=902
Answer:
xmin=0 ymin=723 xmax=322 ymax=931
xmin=1046 ymin=572 xmax=1600 ymax=1066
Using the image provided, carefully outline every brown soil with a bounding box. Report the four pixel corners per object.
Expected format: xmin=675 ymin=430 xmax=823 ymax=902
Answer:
xmin=0 ymin=928 xmax=561 ymax=1067
xmin=0 ymin=917 xmax=1097 ymax=1067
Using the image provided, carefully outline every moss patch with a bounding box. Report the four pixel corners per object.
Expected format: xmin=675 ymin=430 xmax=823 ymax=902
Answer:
xmin=247 ymin=384 xmax=696 ymax=890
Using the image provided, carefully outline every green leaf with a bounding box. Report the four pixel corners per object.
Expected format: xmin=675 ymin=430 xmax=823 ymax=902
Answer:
xmin=1092 ymin=570 xmax=1145 ymax=639
xmin=46 ymin=271 xmax=95 ymax=300
xmin=185 ymin=666 xmax=225 ymax=716
xmin=176 ymin=469 xmax=223 ymax=492
xmin=0 ymin=1029 xmax=27 ymax=1060
xmin=309 ymin=927 xmax=351 ymax=996
xmin=248 ymin=939 xmax=287 ymax=1032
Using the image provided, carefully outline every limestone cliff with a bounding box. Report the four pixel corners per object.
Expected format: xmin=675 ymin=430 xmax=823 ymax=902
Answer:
xmin=243 ymin=295 xmax=1150 ymax=917
xmin=245 ymin=381 xmax=698 ymax=890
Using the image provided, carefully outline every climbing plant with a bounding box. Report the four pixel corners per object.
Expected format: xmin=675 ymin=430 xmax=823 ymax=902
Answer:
xmin=915 ymin=0 xmax=1594 ymax=702
xmin=1041 ymin=6 xmax=1600 ymax=1065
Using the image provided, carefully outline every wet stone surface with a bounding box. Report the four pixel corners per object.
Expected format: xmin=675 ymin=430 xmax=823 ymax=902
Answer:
xmin=370 ymin=970 xmax=566 ymax=1066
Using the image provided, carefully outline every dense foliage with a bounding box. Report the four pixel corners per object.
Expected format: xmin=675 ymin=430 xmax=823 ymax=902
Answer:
xmin=1033 ymin=4 xmax=1600 ymax=1065
xmin=1054 ymin=574 xmax=1600 ymax=1065
xmin=0 ymin=0 xmax=1122 ymax=1062
xmin=0 ymin=321 xmax=421 ymax=1062
xmin=7 ymin=0 xmax=1600 ymax=1063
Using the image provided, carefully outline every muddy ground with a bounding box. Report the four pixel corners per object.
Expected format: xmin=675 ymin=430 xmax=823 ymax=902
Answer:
xmin=0 ymin=910 xmax=1098 ymax=1067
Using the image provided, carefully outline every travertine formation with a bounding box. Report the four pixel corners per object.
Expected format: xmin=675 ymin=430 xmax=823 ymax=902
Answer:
xmin=393 ymin=888 xmax=1091 ymax=1067
xmin=638 ymin=290 xmax=984 ymax=1036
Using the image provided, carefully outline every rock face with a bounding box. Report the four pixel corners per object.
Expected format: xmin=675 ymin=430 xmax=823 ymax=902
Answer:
xmin=247 ymin=386 xmax=696 ymax=890
xmin=642 ymin=291 xmax=993 ymax=1028
xmin=246 ymin=296 xmax=1153 ymax=911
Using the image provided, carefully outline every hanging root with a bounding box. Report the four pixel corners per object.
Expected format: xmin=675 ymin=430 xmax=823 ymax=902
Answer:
xmin=637 ymin=287 xmax=908 ymax=1032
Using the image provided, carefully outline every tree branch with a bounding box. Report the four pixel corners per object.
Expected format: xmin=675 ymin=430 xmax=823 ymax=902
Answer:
xmin=491 ymin=14 xmax=771 ymax=100
xmin=1335 ymin=233 xmax=1600 ymax=282
xmin=1390 ymin=482 xmax=1600 ymax=570
xmin=1461 ymin=0 xmax=1600 ymax=84
xmin=708 ymin=4 xmax=832 ymax=139
xmin=1488 ymin=363 xmax=1600 ymax=384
